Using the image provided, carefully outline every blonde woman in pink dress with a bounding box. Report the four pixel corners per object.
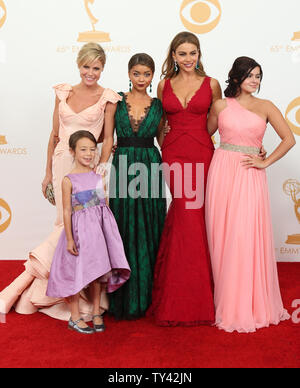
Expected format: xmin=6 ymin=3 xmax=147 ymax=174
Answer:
xmin=0 ymin=43 xmax=121 ymax=322
xmin=206 ymin=57 xmax=295 ymax=333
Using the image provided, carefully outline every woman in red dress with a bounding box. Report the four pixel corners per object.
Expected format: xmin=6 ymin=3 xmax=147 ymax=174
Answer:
xmin=149 ymin=32 xmax=222 ymax=326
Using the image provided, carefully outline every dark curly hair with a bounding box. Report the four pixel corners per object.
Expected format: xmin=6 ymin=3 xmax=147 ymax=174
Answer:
xmin=224 ymin=56 xmax=263 ymax=98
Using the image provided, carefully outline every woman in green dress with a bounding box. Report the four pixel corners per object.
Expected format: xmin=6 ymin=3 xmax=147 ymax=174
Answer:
xmin=109 ymin=54 xmax=166 ymax=319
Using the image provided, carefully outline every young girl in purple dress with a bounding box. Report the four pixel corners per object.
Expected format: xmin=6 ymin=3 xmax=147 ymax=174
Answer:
xmin=47 ymin=130 xmax=130 ymax=334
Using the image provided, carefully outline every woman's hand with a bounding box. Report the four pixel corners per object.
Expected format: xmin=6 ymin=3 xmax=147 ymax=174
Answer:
xmin=241 ymin=154 xmax=268 ymax=169
xmin=112 ymin=142 xmax=117 ymax=155
xmin=67 ymin=240 xmax=79 ymax=256
xmin=164 ymin=121 xmax=171 ymax=136
xmin=42 ymin=173 xmax=53 ymax=198
xmin=259 ymin=145 xmax=267 ymax=160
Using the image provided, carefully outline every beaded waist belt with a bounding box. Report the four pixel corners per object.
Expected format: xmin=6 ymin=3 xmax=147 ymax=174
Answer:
xmin=118 ymin=137 xmax=154 ymax=148
xmin=72 ymin=198 xmax=106 ymax=213
xmin=219 ymin=142 xmax=260 ymax=155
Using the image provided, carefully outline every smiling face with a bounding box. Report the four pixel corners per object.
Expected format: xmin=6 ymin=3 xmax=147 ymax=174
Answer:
xmin=79 ymin=59 xmax=103 ymax=87
xmin=240 ymin=66 xmax=262 ymax=94
xmin=172 ymin=42 xmax=199 ymax=73
xmin=72 ymin=137 xmax=97 ymax=168
xmin=129 ymin=64 xmax=153 ymax=92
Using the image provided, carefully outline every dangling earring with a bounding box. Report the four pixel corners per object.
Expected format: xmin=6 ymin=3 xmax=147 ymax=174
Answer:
xmin=174 ymin=60 xmax=179 ymax=72
xmin=195 ymin=59 xmax=200 ymax=70
xmin=129 ymin=80 xmax=132 ymax=92
xmin=149 ymin=82 xmax=152 ymax=93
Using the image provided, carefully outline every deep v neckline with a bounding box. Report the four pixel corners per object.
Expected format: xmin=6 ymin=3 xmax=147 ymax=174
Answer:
xmin=123 ymin=93 xmax=154 ymax=134
xmin=169 ymin=77 xmax=207 ymax=110
xmin=65 ymin=88 xmax=106 ymax=115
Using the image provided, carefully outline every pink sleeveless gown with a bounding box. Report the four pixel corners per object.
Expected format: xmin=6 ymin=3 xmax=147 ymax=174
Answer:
xmin=205 ymin=98 xmax=290 ymax=333
xmin=0 ymin=84 xmax=122 ymax=321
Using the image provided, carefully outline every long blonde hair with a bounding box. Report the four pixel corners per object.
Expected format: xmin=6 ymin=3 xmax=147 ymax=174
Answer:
xmin=161 ymin=31 xmax=206 ymax=79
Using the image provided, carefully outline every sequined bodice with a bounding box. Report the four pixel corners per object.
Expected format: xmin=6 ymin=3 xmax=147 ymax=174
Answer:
xmin=67 ymin=171 xmax=105 ymax=213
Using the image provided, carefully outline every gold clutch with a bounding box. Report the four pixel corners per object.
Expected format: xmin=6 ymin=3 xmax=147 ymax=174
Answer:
xmin=45 ymin=183 xmax=56 ymax=206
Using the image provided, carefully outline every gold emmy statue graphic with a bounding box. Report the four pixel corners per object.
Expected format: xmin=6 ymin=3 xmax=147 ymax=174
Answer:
xmin=0 ymin=135 xmax=7 ymax=145
xmin=0 ymin=0 xmax=7 ymax=29
xmin=283 ymin=179 xmax=300 ymax=245
xmin=77 ymin=0 xmax=111 ymax=43
xmin=292 ymin=30 xmax=300 ymax=41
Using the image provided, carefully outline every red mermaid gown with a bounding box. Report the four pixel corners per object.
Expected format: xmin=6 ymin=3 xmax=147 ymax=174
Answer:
xmin=149 ymin=77 xmax=215 ymax=326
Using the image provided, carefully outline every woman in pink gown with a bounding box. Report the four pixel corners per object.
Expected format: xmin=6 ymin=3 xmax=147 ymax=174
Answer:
xmin=0 ymin=43 xmax=121 ymax=321
xmin=205 ymin=57 xmax=295 ymax=333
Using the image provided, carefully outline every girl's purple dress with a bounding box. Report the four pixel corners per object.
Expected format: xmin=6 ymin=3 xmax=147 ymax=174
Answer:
xmin=47 ymin=171 xmax=131 ymax=298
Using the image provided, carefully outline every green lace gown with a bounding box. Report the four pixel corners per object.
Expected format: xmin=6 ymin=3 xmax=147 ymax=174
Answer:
xmin=109 ymin=93 xmax=166 ymax=320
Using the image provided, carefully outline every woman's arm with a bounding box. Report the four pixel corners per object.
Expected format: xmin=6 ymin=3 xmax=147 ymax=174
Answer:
xmin=42 ymin=97 xmax=60 ymax=197
xmin=241 ymin=101 xmax=296 ymax=169
xmin=156 ymin=80 xmax=168 ymax=147
xmin=62 ymin=177 xmax=78 ymax=256
xmin=156 ymin=115 xmax=167 ymax=148
xmin=99 ymin=102 xmax=117 ymax=166
xmin=210 ymin=78 xmax=222 ymax=103
xmin=157 ymin=80 xmax=165 ymax=102
xmin=207 ymin=99 xmax=226 ymax=136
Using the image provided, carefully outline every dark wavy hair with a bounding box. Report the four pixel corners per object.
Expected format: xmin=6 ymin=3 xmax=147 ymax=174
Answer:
xmin=224 ymin=56 xmax=263 ymax=97
xmin=69 ymin=130 xmax=97 ymax=151
xmin=128 ymin=53 xmax=155 ymax=73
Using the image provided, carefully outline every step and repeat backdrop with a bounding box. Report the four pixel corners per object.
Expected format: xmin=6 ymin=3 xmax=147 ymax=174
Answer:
xmin=0 ymin=0 xmax=299 ymax=261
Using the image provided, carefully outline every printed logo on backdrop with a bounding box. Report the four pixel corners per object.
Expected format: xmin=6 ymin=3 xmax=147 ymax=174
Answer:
xmin=180 ymin=0 xmax=221 ymax=34
xmin=283 ymin=179 xmax=300 ymax=245
xmin=0 ymin=0 xmax=7 ymax=63
xmin=270 ymin=28 xmax=300 ymax=63
xmin=77 ymin=0 xmax=111 ymax=43
xmin=285 ymin=97 xmax=300 ymax=136
xmin=0 ymin=135 xmax=27 ymax=156
xmin=0 ymin=198 xmax=12 ymax=234
xmin=276 ymin=179 xmax=300 ymax=261
xmin=0 ymin=0 xmax=7 ymax=29
xmin=292 ymin=30 xmax=300 ymax=42
xmin=57 ymin=0 xmax=130 ymax=55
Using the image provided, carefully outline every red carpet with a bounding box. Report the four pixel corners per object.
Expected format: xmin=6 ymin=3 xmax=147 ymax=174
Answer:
xmin=0 ymin=261 xmax=299 ymax=368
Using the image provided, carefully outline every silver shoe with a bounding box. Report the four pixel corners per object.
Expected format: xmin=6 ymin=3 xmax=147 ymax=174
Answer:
xmin=68 ymin=318 xmax=95 ymax=334
xmin=92 ymin=314 xmax=106 ymax=333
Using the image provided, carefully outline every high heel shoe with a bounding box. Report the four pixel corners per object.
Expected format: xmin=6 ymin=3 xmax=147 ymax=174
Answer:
xmin=92 ymin=313 xmax=105 ymax=333
xmin=68 ymin=318 xmax=95 ymax=334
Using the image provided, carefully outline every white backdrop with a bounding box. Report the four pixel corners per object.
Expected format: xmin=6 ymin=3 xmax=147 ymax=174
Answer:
xmin=0 ymin=0 xmax=299 ymax=261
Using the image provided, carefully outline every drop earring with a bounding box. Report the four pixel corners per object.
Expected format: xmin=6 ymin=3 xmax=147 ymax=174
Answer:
xmin=174 ymin=60 xmax=178 ymax=72
xmin=149 ymin=82 xmax=152 ymax=93
xmin=129 ymin=80 xmax=132 ymax=92
xmin=195 ymin=60 xmax=200 ymax=70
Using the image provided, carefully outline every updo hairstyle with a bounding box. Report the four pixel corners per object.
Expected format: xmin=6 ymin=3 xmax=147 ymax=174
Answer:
xmin=69 ymin=130 xmax=97 ymax=151
xmin=128 ymin=53 xmax=155 ymax=73
xmin=77 ymin=42 xmax=106 ymax=68
xmin=224 ymin=56 xmax=263 ymax=97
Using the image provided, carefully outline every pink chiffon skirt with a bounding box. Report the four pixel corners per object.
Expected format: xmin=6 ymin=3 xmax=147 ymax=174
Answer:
xmin=205 ymin=148 xmax=290 ymax=333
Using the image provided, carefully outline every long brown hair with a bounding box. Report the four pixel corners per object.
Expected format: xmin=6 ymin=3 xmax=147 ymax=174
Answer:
xmin=161 ymin=31 xmax=206 ymax=79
